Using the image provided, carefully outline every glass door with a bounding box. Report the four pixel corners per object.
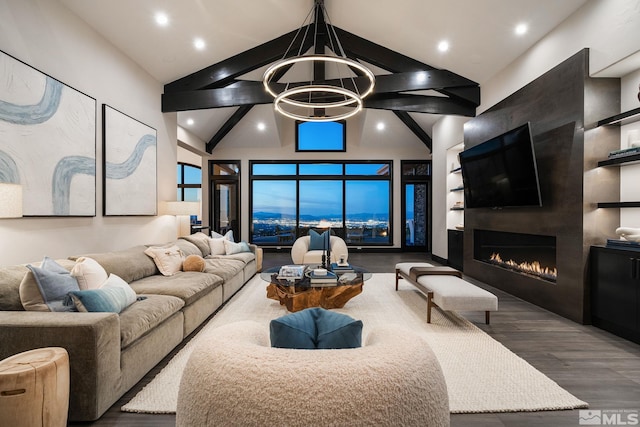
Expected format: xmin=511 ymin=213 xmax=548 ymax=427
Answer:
xmin=401 ymin=161 xmax=431 ymax=252
xmin=210 ymin=161 xmax=240 ymax=240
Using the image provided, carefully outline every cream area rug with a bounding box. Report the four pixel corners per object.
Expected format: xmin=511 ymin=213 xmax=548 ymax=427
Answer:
xmin=122 ymin=273 xmax=587 ymax=414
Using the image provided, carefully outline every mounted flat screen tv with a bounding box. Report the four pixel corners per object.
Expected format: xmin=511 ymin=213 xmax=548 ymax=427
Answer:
xmin=459 ymin=122 xmax=542 ymax=209
xmin=296 ymin=120 xmax=346 ymax=152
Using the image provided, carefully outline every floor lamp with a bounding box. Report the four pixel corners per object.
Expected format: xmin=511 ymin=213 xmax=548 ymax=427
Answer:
xmin=161 ymin=201 xmax=200 ymax=237
xmin=0 ymin=183 xmax=23 ymax=219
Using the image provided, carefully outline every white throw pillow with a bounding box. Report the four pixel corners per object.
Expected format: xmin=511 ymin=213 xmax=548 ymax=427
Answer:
xmin=144 ymin=245 xmax=184 ymax=276
xmin=211 ymin=229 xmax=234 ymax=242
xmin=208 ymin=237 xmax=227 ymax=256
xmin=71 ymin=257 xmax=108 ymax=290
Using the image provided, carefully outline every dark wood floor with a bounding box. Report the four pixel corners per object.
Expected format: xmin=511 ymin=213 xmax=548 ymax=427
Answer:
xmin=76 ymin=252 xmax=640 ymax=427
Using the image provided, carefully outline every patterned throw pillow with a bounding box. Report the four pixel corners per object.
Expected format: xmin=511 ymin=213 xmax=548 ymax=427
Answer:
xmin=65 ymin=274 xmax=137 ymax=313
xmin=223 ymin=239 xmax=251 ymax=255
xmin=20 ymin=257 xmax=80 ymax=312
xmin=144 ymin=245 xmax=184 ymax=276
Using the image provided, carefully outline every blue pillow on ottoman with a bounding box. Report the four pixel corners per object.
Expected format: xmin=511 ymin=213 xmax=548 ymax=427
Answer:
xmin=270 ymin=307 xmax=362 ymax=349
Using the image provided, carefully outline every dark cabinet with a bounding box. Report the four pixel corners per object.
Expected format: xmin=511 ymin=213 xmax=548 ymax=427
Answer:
xmin=448 ymin=229 xmax=464 ymax=272
xmin=590 ymin=246 xmax=640 ymax=344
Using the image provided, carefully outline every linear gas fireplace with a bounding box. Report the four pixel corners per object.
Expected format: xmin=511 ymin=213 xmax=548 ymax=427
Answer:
xmin=474 ymin=230 xmax=557 ymax=283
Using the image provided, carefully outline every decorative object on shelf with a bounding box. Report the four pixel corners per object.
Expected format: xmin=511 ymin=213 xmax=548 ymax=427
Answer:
xmin=103 ymin=104 xmax=157 ymax=216
xmin=616 ymin=227 xmax=640 ymax=243
xmin=629 ymin=130 xmax=640 ymax=148
xmin=608 ymin=145 xmax=640 ymax=159
xmin=262 ymin=0 xmax=375 ymax=122
xmin=0 ymin=183 xmax=22 ymax=218
xmin=637 ymin=83 xmax=640 ymax=103
xmin=0 ymin=50 xmax=96 ymax=216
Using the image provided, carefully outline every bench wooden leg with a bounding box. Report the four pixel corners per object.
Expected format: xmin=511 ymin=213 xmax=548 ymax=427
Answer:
xmin=427 ymin=291 xmax=434 ymax=323
xmin=485 ymin=311 xmax=490 ymax=325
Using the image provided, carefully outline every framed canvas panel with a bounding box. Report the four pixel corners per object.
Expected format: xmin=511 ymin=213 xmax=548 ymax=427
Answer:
xmin=0 ymin=50 xmax=96 ymax=216
xmin=102 ymin=104 xmax=157 ymax=216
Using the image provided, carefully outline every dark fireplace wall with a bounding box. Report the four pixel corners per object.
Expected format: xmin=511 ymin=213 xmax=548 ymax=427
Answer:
xmin=463 ymin=49 xmax=620 ymax=323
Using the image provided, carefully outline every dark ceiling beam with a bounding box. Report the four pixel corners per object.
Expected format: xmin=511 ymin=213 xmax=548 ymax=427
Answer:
xmin=365 ymin=94 xmax=477 ymax=116
xmin=206 ymin=105 xmax=253 ymax=153
xmin=165 ymin=26 xmax=314 ymax=93
xmin=163 ymin=70 xmax=478 ymax=112
xmin=393 ymin=111 xmax=432 ymax=151
xmin=332 ymin=27 xmax=480 ymax=106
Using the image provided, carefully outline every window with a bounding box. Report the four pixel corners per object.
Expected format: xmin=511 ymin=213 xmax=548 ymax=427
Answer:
xmin=296 ymin=121 xmax=346 ymax=152
xmin=250 ymin=161 xmax=392 ymax=246
xmin=177 ymin=162 xmax=201 ymax=202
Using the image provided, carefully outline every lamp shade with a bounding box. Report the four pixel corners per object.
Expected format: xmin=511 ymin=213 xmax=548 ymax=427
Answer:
xmin=0 ymin=183 xmax=23 ymax=218
xmin=160 ymin=201 xmax=199 ymax=216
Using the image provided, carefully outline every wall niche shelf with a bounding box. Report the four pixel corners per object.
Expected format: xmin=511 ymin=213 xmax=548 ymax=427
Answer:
xmin=597 ymin=106 xmax=640 ymax=127
xmin=598 ymin=153 xmax=640 ymax=167
xmin=597 ymin=202 xmax=640 ymax=209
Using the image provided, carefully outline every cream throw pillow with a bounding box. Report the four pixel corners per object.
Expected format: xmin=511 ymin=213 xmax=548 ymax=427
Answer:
xmin=208 ymin=237 xmax=226 ymax=255
xmin=224 ymin=239 xmax=248 ymax=255
xmin=144 ymin=245 xmax=184 ymax=276
xmin=71 ymin=257 xmax=108 ymax=290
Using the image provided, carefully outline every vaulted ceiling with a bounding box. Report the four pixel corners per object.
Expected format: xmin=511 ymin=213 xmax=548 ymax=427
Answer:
xmin=60 ymin=0 xmax=589 ymax=153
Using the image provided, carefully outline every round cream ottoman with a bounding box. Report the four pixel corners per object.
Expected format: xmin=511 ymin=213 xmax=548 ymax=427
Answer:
xmin=0 ymin=347 xmax=70 ymax=427
xmin=177 ymin=321 xmax=449 ymax=427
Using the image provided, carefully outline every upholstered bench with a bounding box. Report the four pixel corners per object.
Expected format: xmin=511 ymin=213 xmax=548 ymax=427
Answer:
xmin=395 ymin=263 xmax=498 ymax=324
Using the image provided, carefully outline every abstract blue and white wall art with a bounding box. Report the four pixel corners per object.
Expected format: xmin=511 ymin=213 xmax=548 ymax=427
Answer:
xmin=103 ymin=104 xmax=157 ymax=216
xmin=0 ymin=50 xmax=96 ymax=216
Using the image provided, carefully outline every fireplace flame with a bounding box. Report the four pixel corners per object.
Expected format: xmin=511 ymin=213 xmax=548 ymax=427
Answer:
xmin=489 ymin=253 xmax=557 ymax=282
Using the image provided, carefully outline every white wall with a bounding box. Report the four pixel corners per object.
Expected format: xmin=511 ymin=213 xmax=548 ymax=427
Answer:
xmin=431 ymin=116 xmax=468 ymax=260
xmin=0 ymin=0 xmax=178 ymax=266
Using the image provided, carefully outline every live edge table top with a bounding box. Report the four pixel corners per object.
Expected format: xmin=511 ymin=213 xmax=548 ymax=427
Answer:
xmin=261 ymin=266 xmax=370 ymax=312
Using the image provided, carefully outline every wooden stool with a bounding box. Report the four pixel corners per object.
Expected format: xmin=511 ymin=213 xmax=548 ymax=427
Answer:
xmin=0 ymin=347 xmax=69 ymax=427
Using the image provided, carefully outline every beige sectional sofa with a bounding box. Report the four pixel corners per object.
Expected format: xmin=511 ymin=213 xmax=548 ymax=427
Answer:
xmin=0 ymin=232 xmax=261 ymax=421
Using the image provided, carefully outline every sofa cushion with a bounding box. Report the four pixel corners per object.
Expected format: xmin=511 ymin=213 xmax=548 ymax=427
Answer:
xmin=119 ymin=294 xmax=185 ymax=348
xmin=69 ymin=246 xmax=159 ymax=283
xmin=144 ymin=245 xmax=184 ymax=276
xmin=0 ymin=265 xmax=31 ymax=311
xmin=66 ymin=274 xmax=137 ymax=313
xmin=71 ymin=257 xmax=108 ymax=290
xmin=128 ymin=271 xmax=223 ymax=306
xmin=211 ymin=229 xmax=234 ymax=241
xmin=173 ymin=239 xmax=203 ymax=257
xmin=207 ymin=252 xmax=255 ymax=265
xmin=179 ymin=233 xmax=211 ymax=257
xmin=202 ymin=257 xmax=246 ymax=281
xmin=21 ymin=257 xmax=80 ymax=312
xmin=270 ymin=307 xmax=362 ymax=349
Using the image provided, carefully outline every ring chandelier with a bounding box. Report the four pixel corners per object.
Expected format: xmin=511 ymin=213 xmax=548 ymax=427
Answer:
xmin=262 ymin=1 xmax=375 ymax=122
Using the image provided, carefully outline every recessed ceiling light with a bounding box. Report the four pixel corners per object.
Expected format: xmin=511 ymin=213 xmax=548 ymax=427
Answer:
xmin=515 ymin=23 xmax=528 ymax=36
xmin=154 ymin=12 xmax=169 ymax=27
xmin=186 ymin=118 xmax=194 ymax=126
xmin=376 ymin=122 xmax=385 ymax=131
xmin=257 ymin=122 xmax=266 ymax=131
xmin=193 ymin=38 xmax=206 ymax=51
xmin=437 ymin=40 xmax=449 ymax=52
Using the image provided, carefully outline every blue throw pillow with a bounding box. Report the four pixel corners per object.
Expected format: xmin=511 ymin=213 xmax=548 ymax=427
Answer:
xmin=270 ymin=307 xmax=362 ymax=349
xmin=309 ymin=229 xmax=329 ymax=251
xmin=65 ymin=274 xmax=137 ymax=313
xmin=26 ymin=257 xmax=80 ymax=312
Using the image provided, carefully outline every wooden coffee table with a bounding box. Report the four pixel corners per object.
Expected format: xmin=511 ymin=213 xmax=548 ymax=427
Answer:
xmin=262 ymin=267 xmax=369 ymax=312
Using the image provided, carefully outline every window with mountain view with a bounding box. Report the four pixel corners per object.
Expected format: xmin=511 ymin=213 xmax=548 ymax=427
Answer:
xmin=250 ymin=161 xmax=391 ymax=246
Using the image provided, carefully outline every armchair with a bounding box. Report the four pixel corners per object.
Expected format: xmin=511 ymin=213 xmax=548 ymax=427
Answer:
xmin=291 ymin=235 xmax=348 ymax=265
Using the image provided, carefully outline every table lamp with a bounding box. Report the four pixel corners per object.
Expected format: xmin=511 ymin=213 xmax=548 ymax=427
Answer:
xmin=161 ymin=201 xmax=200 ymax=237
